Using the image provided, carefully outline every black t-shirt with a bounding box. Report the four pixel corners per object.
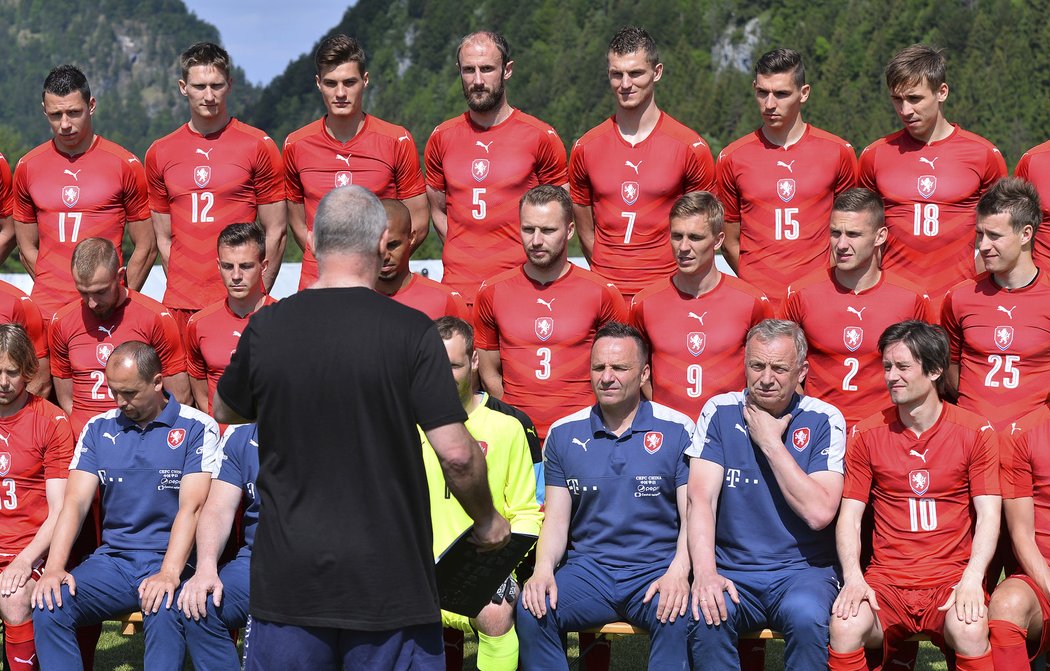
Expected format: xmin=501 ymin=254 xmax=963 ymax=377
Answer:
xmin=217 ymin=287 xmax=467 ymax=629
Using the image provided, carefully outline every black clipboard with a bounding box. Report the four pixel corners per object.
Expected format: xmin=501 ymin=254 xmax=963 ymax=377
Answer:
xmin=435 ymin=528 xmax=538 ymax=617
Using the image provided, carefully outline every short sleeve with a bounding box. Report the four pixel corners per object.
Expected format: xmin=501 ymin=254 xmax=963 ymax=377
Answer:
xmin=0 ymin=154 xmax=12 ymax=218
xmin=1000 ymin=427 xmax=1032 ymax=500
xmin=217 ymin=320 xmax=257 ymax=421
xmin=42 ymin=412 xmax=76 ymax=479
xmin=940 ymin=290 xmax=963 ymax=364
xmin=409 ymin=324 xmax=468 ymax=431
xmin=715 ymin=150 xmax=741 ymax=223
xmin=392 ymin=131 xmax=426 ymax=199
xmin=857 ymin=144 xmax=878 ymax=192
xmin=967 ymin=424 xmax=1000 ymax=497
xmin=598 ymin=281 xmax=628 ymax=325
xmin=154 ymin=309 xmax=187 ymax=375
xmin=568 ymin=141 xmax=592 ymax=206
xmin=542 ymin=433 xmax=566 ymax=487
xmin=423 ymin=128 xmax=446 ymax=192
xmin=253 ymin=135 xmax=286 ymax=204
xmin=833 ymin=141 xmax=859 ymax=195
xmin=691 ymin=399 xmax=724 ymax=462
xmin=535 ymin=127 xmax=568 ymax=186
xmin=683 ymin=136 xmax=715 ymax=193
xmin=472 ymin=282 xmax=500 ymax=350
xmin=283 ymin=140 xmax=304 ymax=204
xmin=187 ymin=414 xmax=221 ymax=476
xmin=185 ymin=315 xmax=206 ymax=380
xmin=144 ymin=141 xmax=170 ymax=214
xmin=215 ymin=424 xmax=248 ymax=485
xmin=15 ymin=294 xmax=48 ymax=359
xmin=122 ymin=156 xmax=151 ymax=221
xmin=48 ymin=316 xmax=72 ymax=378
xmin=13 ymin=159 xmax=38 ymax=223
xmin=841 ymin=430 xmax=873 ymax=502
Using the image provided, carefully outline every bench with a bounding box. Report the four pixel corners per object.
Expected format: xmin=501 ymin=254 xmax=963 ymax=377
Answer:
xmin=116 ymin=611 xmax=143 ymax=636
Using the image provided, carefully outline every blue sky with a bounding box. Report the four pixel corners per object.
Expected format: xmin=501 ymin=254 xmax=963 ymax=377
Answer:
xmin=181 ymin=1 xmax=352 ymax=85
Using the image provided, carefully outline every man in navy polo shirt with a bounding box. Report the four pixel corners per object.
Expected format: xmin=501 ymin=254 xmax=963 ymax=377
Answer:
xmin=687 ymin=318 xmax=845 ymax=670
xmin=518 ymin=321 xmax=694 ymax=670
xmin=32 ymin=340 xmax=219 ymax=670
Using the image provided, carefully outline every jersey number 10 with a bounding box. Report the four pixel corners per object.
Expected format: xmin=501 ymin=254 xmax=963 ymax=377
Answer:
xmin=908 ymin=497 xmax=937 ymax=532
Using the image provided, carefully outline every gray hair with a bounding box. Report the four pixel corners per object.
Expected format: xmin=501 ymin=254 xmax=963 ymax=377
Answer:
xmin=746 ymin=319 xmax=807 ymax=368
xmin=313 ymin=186 xmax=387 ymax=258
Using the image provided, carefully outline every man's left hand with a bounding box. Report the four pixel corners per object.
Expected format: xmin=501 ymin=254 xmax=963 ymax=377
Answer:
xmin=139 ymin=570 xmax=180 ymax=613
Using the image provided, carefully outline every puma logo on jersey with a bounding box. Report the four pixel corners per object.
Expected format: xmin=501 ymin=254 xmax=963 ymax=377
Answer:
xmin=536 ymin=298 xmax=555 ymax=311
xmin=63 ymin=169 xmax=81 ymax=181
xmin=546 ymin=129 xmax=557 ymax=136
xmin=475 ymin=140 xmax=493 ymax=153
xmin=1010 ymin=422 xmax=1022 ymax=435
xmin=335 ymin=154 xmax=351 ymax=166
xmin=997 ymin=305 xmax=1017 ymax=319
xmin=195 ymin=148 xmax=213 ymax=159
xmin=0 ymin=432 xmax=8 ymax=447
xmin=232 ymin=330 xmax=242 ymax=337
xmin=980 ymin=423 xmax=994 ymax=432
xmin=909 ymin=449 xmax=929 ymax=464
xmin=691 ymin=141 xmax=705 ymax=148
xmin=919 ymin=156 xmax=939 ymax=169
xmin=102 ymin=432 xmax=119 ymax=445
xmin=97 ymin=325 xmax=115 ymax=337
xmin=397 ymin=134 xmax=410 ymax=142
xmin=733 ymin=423 xmax=747 ymax=435
xmin=687 ymin=311 xmax=707 ymax=325
xmin=12 ymin=654 xmax=36 ymax=666
xmin=846 ymin=306 xmax=866 ymax=320
xmin=572 ymin=437 xmax=591 ymax=451
xmin=625 ymin=160 xmax=643 ymax=174
xmin=776 ymin=160 xmax=795 ymax=173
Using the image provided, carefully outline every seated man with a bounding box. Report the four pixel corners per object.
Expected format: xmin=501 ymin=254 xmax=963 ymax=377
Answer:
xmin=32 ymin=341 xmax=219 ymax=670
xmin=518 ymin=322 xmax=693 ymax=670
xmin=829 ymin=321 xmax=999 ymax=671
xmin=422 ymin=317 xmax=542 ymax=670
xmin=688 ymin=318 xmax=845 ymax=670
xmin=176 ymin=422 xmax=259 ymax=670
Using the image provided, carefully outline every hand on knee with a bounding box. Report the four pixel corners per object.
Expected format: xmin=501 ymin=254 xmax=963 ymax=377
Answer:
xmin=828 ymin=606 xmax=878 ymax=653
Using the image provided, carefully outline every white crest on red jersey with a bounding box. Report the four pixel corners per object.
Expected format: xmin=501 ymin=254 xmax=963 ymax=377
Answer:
xmin=686 ymin=332 xmax=706 ymax=356
xmin=0 ymin=451 xmax=10 ymax=477
xmin=909 ymin=469 xmax=930 ymax=496
xmin=472 ymin=158 xmax=490 ymax=182
xmin=843 ymin=327 xmax=863 ymax=352
xmin=777 ymin=178 xmax=796 ymax=202
xmin=167 ymin=428 xmax=186 ymax=449
xmin=96 ymin=343 xmax=114 ymax=366
xmin=193 ymin=165 xmax=211 ymax=188
xmin=917 ymin=175 xmax=937 ymax=199
xmin=62 ymin=185 xmax=80 ymax=208
xmin=196 ymin=148 xmax=213 ymax=160
xmin=791 ymin=427 xmax=810 ymax=451
xmin=643 ymin=431 xmax=663 ymax=454
xmin=535 ymin=317 xmax=554 ymax=341
xmin=478 ymin=440 xmax=488 ymax=456
xmin=334 ymin=171 xmax=352 ymax=188
xmin=621 ymin=181 xmax=639 ymax=206
xmin=994 ymin=325 xmax=1014 ymax=350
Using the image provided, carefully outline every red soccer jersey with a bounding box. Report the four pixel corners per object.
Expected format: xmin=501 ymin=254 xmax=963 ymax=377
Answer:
xmin=858 ymin=125 xmax=1006 ymax=304
xmin=387 ymin=273 xmax=468 ymax=321
xmin=145 ymin=119 xmax=285 ymax=311
xmin=13 ymin=136 xmax=150 ymax=319
xmin=49 ymin=291 xmax=185 ymax=433
xmin=1000 ymin=405 xmax=1050 ymax=561
xmin=0 ymin=151 xmax=12 ymax=217
xmin=284 ymin=115 xmax=426 ymax=288
xmin=0 ymin=395 xmax=74 ymax=554
xmin=717 ymin=125 xmax=857 ymax=309
xmin=0 ymin=280 xmax=48 ymax=359
xmin=425 ymin=110 xmax=568 ymax=302
xmin=941 ymin=272 xmax=1050 ymax=430
xmin=473 ymin=264 xmax=626 ymax=437
xmin=844 ymin=402 xmax=1000 ymax=588
xmin=781 ymin=269 xmax=932 ymax=427
xmin=629 ymin=274 xmax=771 ymax=418
xmin=568 ymin=112 xmax=715 ymax=297
xmin=1013 ymin=141 xmax=1050 ymax=261
xmin=186 ymin=295 xmax=277 ymax=412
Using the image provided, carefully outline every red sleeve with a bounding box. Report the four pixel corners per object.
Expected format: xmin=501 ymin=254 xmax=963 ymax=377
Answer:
xmin=857 ymin=145 xmax=878 ymax=192
xmin=392 ymin=132 xmax=425 ymax=199
xmin=472 ymin=283 xmax=499 ymax=350
xmin=628 ymin=297 xmax=646 ymax=335
xmin=981 ymin=145 xmax=1008 ymax=190
xmin=448 ymin=290 xmax=470 ymax=321
xmin=780 ymin=289 xmax=803 ymax=324
xmin=14 ymin=294 xmax=48 ymax=359
xmin=914 ymin=292 xmax=934 ymax=323
xmin=48 ymin=317 xmax=71 ymax=378
xmin=253 ymin=136 xmax=286 ymax=204
xmin=1016 ymin=152 xmax=1032 ymax=181
xmin=535 ymin=128 xmax=568 ymax=185
xmin=154 ymin=310 xmax=187 ymax=375
xmin=715 ymin=152 xmax=741 ymax=222
xmin=185 ymin=316 xmax=206 ymax=380
xmin=753 ymin=293 xmax=775 ymax=323
xmin=13 ymin=160 xmax=37 ymax=223
xmin=833 ymin=142 xmax=859 ymax=195
xmin=423 ymin=130 xmax=446 ymax=192
xmin=0 ymin=155 xmax=12 ymax=218
xmin=42 ymin=411 xmax=76 ymax=479
xmin=568 ymin=142 xmax=592 ymax=205
xmin=598 ymin=281 xmax=628 ymax=324
xmin=283 ymin=141 xmax=304 ymax=204
xmin=842 ymin=430 xmax=873 ymax=501
xmin=1000 ymin=428 xmax=1033 ymax=499
xmin=968 ymin=425 xmax=1001 ymax=497
xmin=122 ymin=157 xmax=151 ymax=221
xmin=144 ymin=142 xmax=170 ymax=214
xmin=940 ymin=289 xmax=963 ymax=364
xmin=683 ymin=140 xmax=716 ymax=193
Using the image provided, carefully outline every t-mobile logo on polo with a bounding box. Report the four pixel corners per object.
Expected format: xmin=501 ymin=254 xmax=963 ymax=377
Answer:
xmin=726 ymin=468 xmax=741 ymax=488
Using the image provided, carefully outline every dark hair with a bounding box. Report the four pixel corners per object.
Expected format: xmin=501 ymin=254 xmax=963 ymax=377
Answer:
xmin=43 ymin=64 xmax=90 ymax=103
xmin=594 ymin=321 xmax=649 ymax=364
xmin=435 ymin=316 xmax=474 ymax=357
xmin=381 ymin=198 xmax=412 ymax=236
xmin=976 ymin=177 xmax=1041 ymax=235
xmin=878 ymin=321 xmax=950 ymax=398
xmin=608 ymin=26 xmax=659 ymax=68
xmin=217 ymin=222 xmax=265 ymax=258
xmin=754 ymin=48 xmax=806 ymax=89
xmin=315 ymin=34 xmax=367 ymax=75
xmin=110 ymin=340 xmax=162 ymax=381
xmin=885 ymin=44 xmax=946 ymax=92
xmin=180 ymin=42 xmax=232 ymax=81
xmin=670 ymin=191 xmax=724 ymax=236
xmin=520 ymin=184 xmax=573 ymax=224
xmin=0 ymin=323 xmax=39 ymax=380
xmin=456 ymin=31 xmax=510 ymax=70
xmin=71 ymin=238 xmax=119 ymax=281
xmin=832 ymin=188 xmax=885 ymax=230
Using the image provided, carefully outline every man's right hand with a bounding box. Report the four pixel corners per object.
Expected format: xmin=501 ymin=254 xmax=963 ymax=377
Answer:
xmin=470 ymin=513 xmax=511 ymax=552
xmin=33 ymin=570 xmax=76 ymax=611
xmin=521 ymin=570 xmax=558 ymax=619
xmin=832 ymin=576 xmax=880 ymax=620
xmin=690 ymin=570 xmax=739 ymax=626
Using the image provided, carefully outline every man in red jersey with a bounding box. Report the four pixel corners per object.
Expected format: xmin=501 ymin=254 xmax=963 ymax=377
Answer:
xmin=942 ymin=177 xmax=1050 ymax=431
xmin=630 ymin=192 xmax=771 ymax=419
xmin=0 ymin=280 xmax=51 ymax=398
xmin=474 ymin=185 xmax=626 ymax=441
xmin=988 ymin=405 xmax=1050 ymax=668
xmin=1014 ymin=139 xmax=1050 ymax=260
xmin=285 ymin=34 xmax=428 ymax=289
xmin=829 ymin=321 xmax=999 ymax=671
xmin=717 ymin=48 xmax=857 ymax=311
xmin=49 ymin=238 xmax=188 ymax=435
xmin=782 ymin=188 xmax=932 ymax=430
xmin=146 ymin=42 xmax=285 ymax=334
xmin=569 ymin=26 xmax=714 ymax=300
xmin=376 ymin=200 xmax=468 ymax=320
xmin=0 ymin=325 xmax=75 ymax=671
xmin=13 ymin=65 xmax=156 ymax=321
xmin=0 ymin=151 xmax=15 ymax=264
xmin=859 ymin=44 xmax=1006 ymax=309
xmin=425 ymin=31 xmax=568 ymax=304
xmin=186 ymin=223 xmax=276 ymax=413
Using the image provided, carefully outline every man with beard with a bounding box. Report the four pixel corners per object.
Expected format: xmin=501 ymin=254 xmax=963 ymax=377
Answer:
xmin=425 ymin=31 xmax=568 ymax=305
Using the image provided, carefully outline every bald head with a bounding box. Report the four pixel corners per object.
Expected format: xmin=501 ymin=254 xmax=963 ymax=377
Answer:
xmin=108 ymin=341 xmax=162 ymax=382
xmin=313 ymin=186 xmax=387 ymax=259
xmin=382 ymin=199 xmax=412 ymax=239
